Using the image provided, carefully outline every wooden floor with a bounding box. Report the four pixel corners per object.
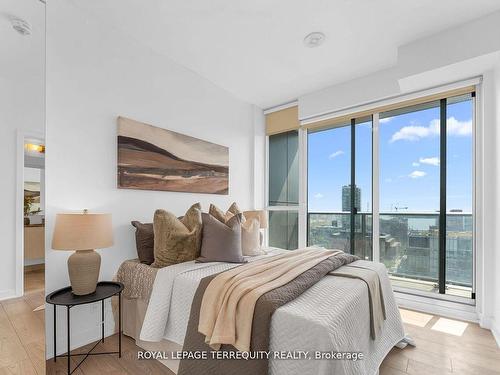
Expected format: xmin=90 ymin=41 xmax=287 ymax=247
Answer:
xmin=2 ymin=270 xmax=498 ymax=375
xmin=24 ymin=267 xmax=45 ymax=295
xmin=46 ymin=334 xmax=174 ymax=375
xmin=43 ymin=308 xmax=499 ymax=375
xmin=0 ymin=268 xmax=46 ymax=375
xmin=380 ymin=309 xmax=500 ymax=375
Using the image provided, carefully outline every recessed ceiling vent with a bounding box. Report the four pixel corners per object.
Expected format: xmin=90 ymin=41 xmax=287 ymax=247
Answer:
xmin=11 ymin=16 xmax=32 ymax=36
xmin=303 ymin=32 xmax=326 ymax=48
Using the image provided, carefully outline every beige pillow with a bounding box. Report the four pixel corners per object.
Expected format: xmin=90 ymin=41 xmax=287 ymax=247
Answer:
xmin=209 ymin=202 xmax=241 ymax=222
xmin=152 ymin=203 xmax=202 ymax=268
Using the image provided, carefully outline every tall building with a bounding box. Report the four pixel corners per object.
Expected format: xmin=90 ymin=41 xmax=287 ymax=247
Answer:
xmin=342 ymin=184 xmax=361 ymax=212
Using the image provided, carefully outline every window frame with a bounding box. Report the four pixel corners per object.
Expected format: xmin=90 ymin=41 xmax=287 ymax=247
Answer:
xmin=265 ymin=77 xmax=481 ymax=305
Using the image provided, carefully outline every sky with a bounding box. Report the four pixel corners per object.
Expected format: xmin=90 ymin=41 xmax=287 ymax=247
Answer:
xmin=308 ymin=98 xmax=473 ymax=213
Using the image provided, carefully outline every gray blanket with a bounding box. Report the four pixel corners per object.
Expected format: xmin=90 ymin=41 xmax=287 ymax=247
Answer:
xmin=331 ymin=264 xmax=387 ymax=339
xmin=178 ymin=252 xmax=358 ymax=375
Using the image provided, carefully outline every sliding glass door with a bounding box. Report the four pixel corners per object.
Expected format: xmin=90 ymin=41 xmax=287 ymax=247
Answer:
xmin=379 ymin=101 xmax=441 ymax=293
xmin=307 ymin=117 xmax=373 ymax=260
xmin=304 ymin=91 xmax=474 ymax=299
xmin=378 ymin=95 xmax=474 ymax=297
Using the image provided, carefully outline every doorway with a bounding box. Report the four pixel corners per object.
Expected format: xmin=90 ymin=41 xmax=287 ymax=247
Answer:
xmin=16 ymin=132 xmax=45 ymax=298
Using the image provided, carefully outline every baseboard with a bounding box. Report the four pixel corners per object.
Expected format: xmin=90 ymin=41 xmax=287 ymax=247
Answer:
xmin=395 ymin=291 xmax=479 ymax=322
xmin=0 ymin=289 xmax=16 ymax=301
xmin=491 ymin=319 xmax=500 ymax=348
xmin=24 ymin=259 xmax=45 ymax=267
xmin=25 ymin=263 xmax=45 ymax=272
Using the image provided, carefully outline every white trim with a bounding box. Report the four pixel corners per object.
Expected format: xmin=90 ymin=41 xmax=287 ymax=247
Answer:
xmin=491 ymin=320 xmax=500 ymax=348
xmin=372 ymin=113 xmax=380 ymax=262
xmin=266 ymin=206 xmax=299 ymax=211
xmin=16 ymin=129 xmax=44 ymax=298
xmin=474 ymin=83 xmax=485 ymax=324
xmin=263 ymin=100 xmax=298 ymax=115
xmin=0 ymin=289 xmax=16 ymax=301
xmin=300 ymin=77 xmax=482 ymax=125
xmin=393 ymin=285 xmax=475 ymax=305
xmin=395 ymin=291 xmax=478 ymax=323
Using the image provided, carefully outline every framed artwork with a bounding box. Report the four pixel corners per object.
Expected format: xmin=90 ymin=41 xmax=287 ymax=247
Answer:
xmin=117 ymin=117 xmax=229 ymax=194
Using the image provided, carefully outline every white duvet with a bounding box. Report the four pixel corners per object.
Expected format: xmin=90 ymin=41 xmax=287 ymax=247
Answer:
xmin=140 ymin=248 xmax=405 ymax=375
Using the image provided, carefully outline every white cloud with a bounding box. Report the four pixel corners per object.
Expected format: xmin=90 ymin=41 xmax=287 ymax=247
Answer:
xmin=390 ymin=117 xmax=471 ymax=143
xmin=446 ymin=117 xmax=472 ymax=136
xmin=329 ymin=150 xmax=344 ymax=159
xmin=380 ymin=117 xmax=392 ymax=123
xmin=409 ymin=170 xmax=426 ymax=179
xmin=314 ymin=193 xmax=324 ymax=199
xmin=419 ymin=157 xmax=440 ymax=166
xmin=412 ymin=162 xmax=420 ymax=167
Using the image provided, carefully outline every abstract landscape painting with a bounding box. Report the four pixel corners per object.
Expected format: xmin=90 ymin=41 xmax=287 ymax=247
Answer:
xmin=117 ymin=117 xmax=229 ymax=194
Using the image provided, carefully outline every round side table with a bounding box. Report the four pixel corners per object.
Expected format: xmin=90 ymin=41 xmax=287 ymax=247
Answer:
xmin=46 ymin=281 xmax=124 ymax=375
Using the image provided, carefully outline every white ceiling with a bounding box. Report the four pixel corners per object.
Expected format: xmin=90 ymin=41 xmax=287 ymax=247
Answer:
xmin=70 ymin=0 xmax=500 ymax=108
xmin=0 ymin=0 xmax=44 ymax=78
xmin=4 ymin=1 xmax=500 ymax=109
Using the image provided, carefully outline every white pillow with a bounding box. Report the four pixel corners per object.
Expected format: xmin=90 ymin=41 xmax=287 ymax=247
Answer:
xmin=241 ymin=218 xmax=265 ymax=256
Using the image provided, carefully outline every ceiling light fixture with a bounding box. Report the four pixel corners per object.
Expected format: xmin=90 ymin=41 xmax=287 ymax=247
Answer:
xmin=10 ymin=16 xmax=32 ymax=36
xmin=303 ymin=32 xmax=325 ymax=48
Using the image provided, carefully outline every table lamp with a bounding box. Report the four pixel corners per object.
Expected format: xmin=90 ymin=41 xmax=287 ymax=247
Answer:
xmin=52 ymin=210 xmax=113 ymax=295
xmin=243 ymin=210 xmax=268 ymax=245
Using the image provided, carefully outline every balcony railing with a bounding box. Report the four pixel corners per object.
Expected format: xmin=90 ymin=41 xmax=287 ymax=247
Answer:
xmin=307 ymin=212 xmax=473 ymax=293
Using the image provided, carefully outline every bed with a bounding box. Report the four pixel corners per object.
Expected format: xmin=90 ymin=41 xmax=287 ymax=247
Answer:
xmin=116 ymin=248 xmax=405 ymax=375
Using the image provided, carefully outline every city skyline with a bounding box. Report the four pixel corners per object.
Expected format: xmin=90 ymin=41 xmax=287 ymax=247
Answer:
xmin=308 ymin=97 xmax=473 ymax=213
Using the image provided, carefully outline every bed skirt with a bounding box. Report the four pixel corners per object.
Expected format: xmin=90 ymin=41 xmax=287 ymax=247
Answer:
xmin=113 ymin=296 xmax=183 ymax=373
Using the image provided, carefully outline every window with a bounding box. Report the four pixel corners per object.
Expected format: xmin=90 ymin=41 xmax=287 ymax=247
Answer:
xmin=266 ymin=85 xmax=475 ymax=300
xmin=268 ymin=130 xmax=299 ymax=249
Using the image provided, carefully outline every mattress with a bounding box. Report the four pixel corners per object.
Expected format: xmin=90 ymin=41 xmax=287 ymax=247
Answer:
xmin=136 ymin=249 xmax=405 ymax=375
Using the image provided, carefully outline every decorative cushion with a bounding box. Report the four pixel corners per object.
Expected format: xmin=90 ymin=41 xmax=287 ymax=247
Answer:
xmin=241 ymin=218 xmax=265 ymax=256
xmin=208 ymin=202 xmax=242 ymax=222
xmin=197 ymin=212 xmax=246 ymax=263
xmin=208 ymin=202 xmax=264 ymax=257
xmin=130 ymin=221 xmax=155 ymax=265
xmin=152 ymin=203 xmax=203 ymax=268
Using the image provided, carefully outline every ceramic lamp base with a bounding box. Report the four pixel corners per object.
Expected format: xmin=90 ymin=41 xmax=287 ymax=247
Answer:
xmin=68 ymin=249 xmax=101 ymax=295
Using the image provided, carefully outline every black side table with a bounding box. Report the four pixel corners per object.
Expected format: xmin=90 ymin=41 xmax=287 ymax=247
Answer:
xmin=46 ymin=281 xmax=124 ymax=375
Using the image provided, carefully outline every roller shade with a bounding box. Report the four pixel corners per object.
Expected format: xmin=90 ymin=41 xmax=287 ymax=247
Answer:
xmin=303 ymin=85 xmax=475 ymax=132
xmin=265 ymin=106 xmax=300 ymax=136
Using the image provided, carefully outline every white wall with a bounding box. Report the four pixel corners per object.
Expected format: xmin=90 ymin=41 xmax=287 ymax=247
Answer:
xmin=298 ymin=12 xmax=500 ymax=345
xmin=0 ymin=73 xmax=44 ymax=298
xmin=45 ymin=0 xmax=263 ymax=358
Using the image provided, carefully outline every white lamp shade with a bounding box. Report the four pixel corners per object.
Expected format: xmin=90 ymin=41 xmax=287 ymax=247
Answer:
xmin=52 ymin=213 xmax=113 ymax=250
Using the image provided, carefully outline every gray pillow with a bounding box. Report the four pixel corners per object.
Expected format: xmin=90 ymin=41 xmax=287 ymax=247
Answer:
xmin=197 ymin=212 xmax=246 ymax=263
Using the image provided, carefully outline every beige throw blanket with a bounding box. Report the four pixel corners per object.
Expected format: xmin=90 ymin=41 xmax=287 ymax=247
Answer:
xmin=331 ymin=264 xmax=386 ymax=339
xmin=198 ymin=249 xmax=341 ymax=352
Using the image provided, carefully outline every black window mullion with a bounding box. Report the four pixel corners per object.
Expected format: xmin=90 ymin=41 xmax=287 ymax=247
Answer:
xmin=350 ymin=118 xmax=356 ymax=255
xmin=439 ymin=99 xmax=447 ymax=294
